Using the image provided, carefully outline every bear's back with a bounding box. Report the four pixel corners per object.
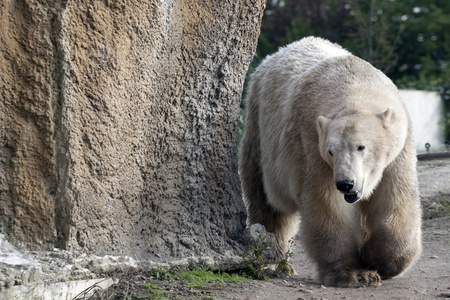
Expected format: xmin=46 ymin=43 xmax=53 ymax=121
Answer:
xmin=253 ymin=37 xmax=351 ymax=82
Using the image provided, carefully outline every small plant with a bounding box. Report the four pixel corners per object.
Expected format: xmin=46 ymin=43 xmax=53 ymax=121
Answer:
xmin=143 ymin=282 xmax=170 ymax=299
xmin=104 ymin=267 xmax=250 ymax=299
xmin=126 ymin=283 xmax=172 ymax=299
xmin=243 ymin=233 xmax=272 ymax=280
xmin=179 ymin=267 xmax=249 ymax=289
xmin=127 ymin=292 xmax=147 ymax=300
xmin=439 ymin=198 xmax=450 ymax=210
xmin=149 ymin=268 xmax=176 ymax=281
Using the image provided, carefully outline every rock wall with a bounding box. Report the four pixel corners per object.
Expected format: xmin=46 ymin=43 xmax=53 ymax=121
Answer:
xmin=0 ymin=0 xmax=265 ymax=259
xmin=0 ymin=0 xmax=64 ymax=249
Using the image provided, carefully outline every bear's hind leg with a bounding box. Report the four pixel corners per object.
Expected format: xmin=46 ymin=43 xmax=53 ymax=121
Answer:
xmin=247 ymin=200 xmax=299 ymax=261
xmin=239 ymin=92 xmax=299 ymax=262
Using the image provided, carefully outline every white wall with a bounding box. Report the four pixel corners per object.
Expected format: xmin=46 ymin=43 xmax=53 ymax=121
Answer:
xmin=400 ymin=90 xmax=445 ymax=151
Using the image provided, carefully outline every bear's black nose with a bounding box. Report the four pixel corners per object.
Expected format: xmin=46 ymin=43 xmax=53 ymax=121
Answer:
xmin=336 ymin=180 xmax=354 ymax=192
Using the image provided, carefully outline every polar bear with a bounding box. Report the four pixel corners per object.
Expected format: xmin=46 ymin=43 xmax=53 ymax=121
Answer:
xmin=239 ymin=37 xmax=422 ymax=287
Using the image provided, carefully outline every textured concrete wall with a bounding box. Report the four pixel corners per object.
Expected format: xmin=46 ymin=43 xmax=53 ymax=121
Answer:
xmin=400 ymin=90 xmax=445 ymax=151
xmin=0 ymin=0 xmax=265 ymax=259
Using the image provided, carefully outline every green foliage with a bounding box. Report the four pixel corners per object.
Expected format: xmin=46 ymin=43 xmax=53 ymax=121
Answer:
xmin=390 ymin=0 xmax=450 ymax=82
xmin=149 ymin=268 xmax=176 ymax=281
xmin=257 ymin=0 xmax=350 ymax=58
xmin=126 ymin=267 xmax=250 ymax=300
xmin=243 ymin=234 xmax=296 ymax=280
xmin=127 ymin=293 xmax=148 ymax=300
xmin=143 ymin=283 xmax=170 ymax=299
xmin=257 ymin=0 xmax=450 ymax=82
xmin=127 ymin=283 xmax=171 ymax=300
xmin=179 ymin=267 xmax=249 ymax=289
xmin=243 ymin=234 xmax=272 ymax=280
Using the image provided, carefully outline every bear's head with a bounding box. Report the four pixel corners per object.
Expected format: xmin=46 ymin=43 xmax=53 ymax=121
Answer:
xmin=316 ymin=108 xmax=405 ymax=203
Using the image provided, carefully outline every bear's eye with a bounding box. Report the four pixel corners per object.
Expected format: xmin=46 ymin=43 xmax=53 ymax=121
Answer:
xmin=328 ymin=150 xmax=333 ymax=156
xmin=357 ymin=145 xmax=365 ymax=151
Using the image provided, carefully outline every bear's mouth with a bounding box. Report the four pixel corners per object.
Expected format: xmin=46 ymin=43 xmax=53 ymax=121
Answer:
xmin=344 ymin=189 xmax=362 ymax=203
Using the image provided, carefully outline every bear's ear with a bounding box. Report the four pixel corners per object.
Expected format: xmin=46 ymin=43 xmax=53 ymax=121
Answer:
xmin=316 ymin=116 xmax=331 ymax=137
xmin=378 ymin=107 xmax=396 ymax=128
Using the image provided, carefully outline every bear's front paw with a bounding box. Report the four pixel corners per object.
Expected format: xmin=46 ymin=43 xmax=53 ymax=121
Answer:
xmin=353 ymin=270 xmax=382 ymax=287
xmin=321 ymin=269 xmax=382 ymax=287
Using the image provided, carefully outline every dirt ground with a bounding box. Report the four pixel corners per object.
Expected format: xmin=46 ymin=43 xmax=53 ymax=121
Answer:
xmin=99 ymin=157 xmax=450 ymax=300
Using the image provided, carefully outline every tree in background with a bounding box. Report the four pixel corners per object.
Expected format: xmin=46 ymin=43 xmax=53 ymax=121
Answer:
xmin=257 ymin=0 xmax=350 ymax=58
xmin=342 ymin=0 xmax=403 ymax=74
xmin=250 ymin=0 xmax=449 ymax=139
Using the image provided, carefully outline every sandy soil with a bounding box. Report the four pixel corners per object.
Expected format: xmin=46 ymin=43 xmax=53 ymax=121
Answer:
xmin=101 ymin=157 xmax=450 ymax=300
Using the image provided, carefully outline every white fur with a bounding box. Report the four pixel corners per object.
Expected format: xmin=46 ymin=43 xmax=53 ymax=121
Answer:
xmin=239 ymin=37 xmax=422 ymax=287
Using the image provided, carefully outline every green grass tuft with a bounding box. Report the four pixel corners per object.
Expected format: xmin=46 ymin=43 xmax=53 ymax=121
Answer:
xmin=179 ymin=267 xmax=249 ymax=289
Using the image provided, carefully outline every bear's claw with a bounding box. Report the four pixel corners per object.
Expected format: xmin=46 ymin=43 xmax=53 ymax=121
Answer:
xmin=322 ymin=269 xmax=382 ymax=287
xmin=356 ymin=270 xmax=381 ymax=286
